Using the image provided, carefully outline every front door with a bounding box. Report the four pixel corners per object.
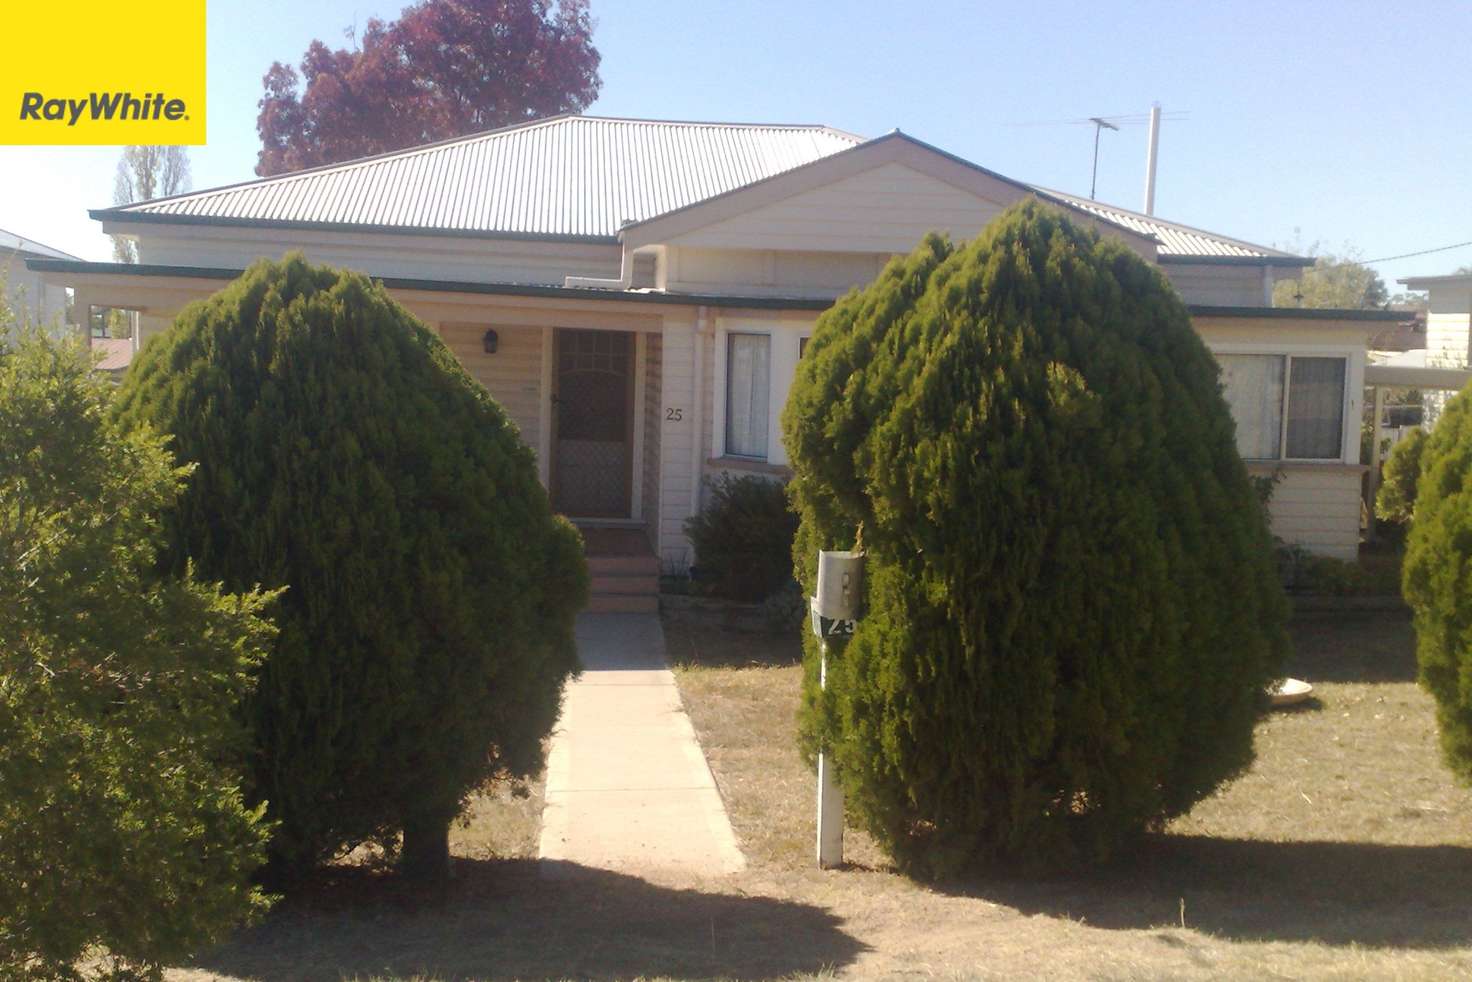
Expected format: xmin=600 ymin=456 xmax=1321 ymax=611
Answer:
xmin=552 ymin=329 xmax=634 ymax=517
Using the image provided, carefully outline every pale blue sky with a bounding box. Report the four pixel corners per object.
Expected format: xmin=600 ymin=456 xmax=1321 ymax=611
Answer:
xmin=2 ymin=0 xmax=1468 ymax=289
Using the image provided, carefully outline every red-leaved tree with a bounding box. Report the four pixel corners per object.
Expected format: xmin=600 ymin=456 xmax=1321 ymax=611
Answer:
xmin=255 ymin=0 xmax=600 ymax=176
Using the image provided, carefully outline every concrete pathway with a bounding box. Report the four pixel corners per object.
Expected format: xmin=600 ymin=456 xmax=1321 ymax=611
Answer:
xmin=538 ymin=612 xmax=746 ymax=877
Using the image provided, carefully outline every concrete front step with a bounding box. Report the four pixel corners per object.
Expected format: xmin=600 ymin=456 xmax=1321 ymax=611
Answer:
xmin=590 ymin=573 xmax=660 ymax=596
xmin=585 ymin=593 xmax=660 ymax=613
xmin=586 ymin=553 xmax=660 ymax=576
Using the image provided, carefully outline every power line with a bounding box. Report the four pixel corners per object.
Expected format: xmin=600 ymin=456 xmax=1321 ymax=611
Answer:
xmin=1360 ymin=239 xmax=1472 ymax=265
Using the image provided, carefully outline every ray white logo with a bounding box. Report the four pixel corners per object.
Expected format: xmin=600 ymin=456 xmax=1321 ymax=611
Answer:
xmin=18 ymin=92 xmax=189 ymax=126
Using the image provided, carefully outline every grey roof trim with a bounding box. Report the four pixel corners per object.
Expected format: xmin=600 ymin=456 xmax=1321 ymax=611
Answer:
xmin=91 ymin=209 xmax=621 ymax=245
xmin=34 ymin=258 xmax=1401 ymax=322
xmin=1398 ymin=273 xmax=1472 ymax=288
xmin=24 ymin=258 xmax=837 ymax=310
xmin=1158 ymin=254 xmax=1313 ymax=268
xmin=1188 ymin=304 xmax=1407 ymax=321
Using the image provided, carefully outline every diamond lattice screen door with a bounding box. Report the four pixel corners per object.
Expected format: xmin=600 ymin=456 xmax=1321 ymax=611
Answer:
xmin=552 ymin=329 xmax=634 ymax=517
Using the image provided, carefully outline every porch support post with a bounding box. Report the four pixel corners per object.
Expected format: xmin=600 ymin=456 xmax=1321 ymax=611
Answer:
xmin=538 ymin=327 xmax=553 ymax=488
xmin=1367 ymin=384 xmax=1387 ymax=541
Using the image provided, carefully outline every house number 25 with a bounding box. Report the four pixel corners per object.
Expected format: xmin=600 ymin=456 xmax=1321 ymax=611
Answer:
xmin=665 ymin=408 xmax=684 ymax=421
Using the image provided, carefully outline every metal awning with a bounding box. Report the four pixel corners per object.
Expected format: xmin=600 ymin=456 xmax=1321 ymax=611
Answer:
xmin=1365 ymin=364 xmax=1472 ymax=390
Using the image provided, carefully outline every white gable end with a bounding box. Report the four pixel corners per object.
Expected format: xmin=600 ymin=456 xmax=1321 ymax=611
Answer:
xmin=665 ymin=162 xmax=1016 ymax=253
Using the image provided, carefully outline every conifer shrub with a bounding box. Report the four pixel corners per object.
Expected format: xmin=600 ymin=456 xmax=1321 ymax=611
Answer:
xmin=1375 ymin=428 xmax=1425 ymax=527
xmin=114 ymin=255 xmax=586 ymax=879
xmin=0 ymin=324 xmax=274 ymax=979
xmin=685 ymin=473 xmax=800 ymax=601
xmin=782 ymin=201 xmax=1289 ymax=875
xmin=1403 ymin=387 xmax=1472 ymax=782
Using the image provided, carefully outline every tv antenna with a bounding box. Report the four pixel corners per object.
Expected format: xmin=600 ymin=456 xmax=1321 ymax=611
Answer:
xmin=1088 ymin=117 xmax=1119 ymax=200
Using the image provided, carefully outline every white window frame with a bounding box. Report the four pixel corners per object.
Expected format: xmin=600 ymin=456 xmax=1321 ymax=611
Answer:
xmin=712 ymin=318 xmax=812 ymax=465
xmin=1212 ymin=343 xmax=1361 ymax=465
xmin=720 ymin=331 xmax=772 ymax=460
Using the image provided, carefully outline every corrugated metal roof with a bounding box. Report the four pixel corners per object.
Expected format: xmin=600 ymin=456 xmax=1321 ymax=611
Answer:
xmin=97 ymin=115 xmax=1304 ymax=264
xmin=0 ymin=227 xmax=79 ymax=260
xmin=102 ymin=115 xmax=864 ymax=239
xmin=1034 ymin=189 xmax=1304 ymax=261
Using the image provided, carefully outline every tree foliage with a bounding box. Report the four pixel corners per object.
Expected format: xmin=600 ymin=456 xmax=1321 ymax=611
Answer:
xmin=113 ymin=255 xmax=587 ymax=878
xmin=111 ymin=146 xmax=191 ymax=263
xmin=0 ymin=323 xmax=273 ymax=981
xmin=783 ymin=202 xmax=1289 ymax=876
xmin=1375 ymin=428 xmax=1426 ymax=526
xmin=1403 ymin=385 xmax=1472 ymax=783
xmin=1273 ymin=249 xmax=1388 ymax=309
xmin=255 ymin=0 xmax=600 ymax=176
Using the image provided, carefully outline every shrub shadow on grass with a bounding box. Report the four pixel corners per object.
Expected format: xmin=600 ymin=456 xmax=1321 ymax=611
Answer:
xmin=663 ymin=619 xmax=803 ymax=671
xmin=190 ymin=858 xmax=866 ymax=981
xmin=1287 ymin=611 xmax=1418 ymax=683
xmin=948 ymin=834 xmax=1472 ymax=949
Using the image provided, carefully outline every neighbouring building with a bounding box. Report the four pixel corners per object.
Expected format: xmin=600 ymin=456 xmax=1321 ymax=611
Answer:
xmin=1394 ymin=272 xmax=1472 ymax=425
xmin=29 ymin=115 xmax=1405 ymax=607
xmin=2 ymin=226 xmax=75 ymax=341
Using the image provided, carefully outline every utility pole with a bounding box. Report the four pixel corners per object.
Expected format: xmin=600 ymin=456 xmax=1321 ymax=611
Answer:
xmin=1088 ymin=116 xmax=1119 ymax=200
xmin=1142 ymin=103 xmax=1162 ymax=215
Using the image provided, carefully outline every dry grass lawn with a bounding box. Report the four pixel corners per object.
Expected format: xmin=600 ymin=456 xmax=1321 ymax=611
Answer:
xmin=170 ymin=611 xmax=1472 ymax=980
xmin=667 ymin=611 xmax=1472 ymax=979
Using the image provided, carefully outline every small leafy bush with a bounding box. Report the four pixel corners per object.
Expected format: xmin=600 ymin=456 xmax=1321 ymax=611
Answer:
xmin=1404 ymin=385 xmax=1472 ymax=782
xmin=686 ymin=473 xmax=799 ymax=601
xmin=1376 ymin=428 xmax=1426 ymax=527
xmin=0 ymin=324 xmax=275 ymax=981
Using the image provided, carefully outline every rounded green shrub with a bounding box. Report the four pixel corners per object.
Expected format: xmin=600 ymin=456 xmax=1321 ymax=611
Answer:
xmin=1375 ymin=428 xmax=1425 ymax=526
xmin=1 ymin=324 xmax=274 ymax=978
xmin=685 ymin=473 xmax=799 ymax=601
xmin=782 ymin=201 xmax=1289 ymax=875
xmin=114 ymin=255 xmax=586 ymax=878
xmin=1404 ymin=388 xmax=1472 ymax=782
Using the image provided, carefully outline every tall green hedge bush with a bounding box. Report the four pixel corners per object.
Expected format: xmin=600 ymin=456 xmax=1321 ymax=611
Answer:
xmin=782 ymin=202 xmax=1288 ymax=875
xmin=114 ymin=255 xmax=587 ymax=879
xmin=0 ymin=324 xmax=274 ymax=979
xmin=1375 ymin=428 xmax=1425 ymax=526
xmin=1404 ymin=389 xmax=1472 ymax=782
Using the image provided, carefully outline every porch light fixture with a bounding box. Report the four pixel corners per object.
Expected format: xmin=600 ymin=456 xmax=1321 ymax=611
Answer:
xmin=482 ymin=329 xmax=498 ymax=354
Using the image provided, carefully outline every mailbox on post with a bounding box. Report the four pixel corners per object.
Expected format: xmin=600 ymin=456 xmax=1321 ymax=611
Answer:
xmin=813 ymin=549 xmax=863 ymax=869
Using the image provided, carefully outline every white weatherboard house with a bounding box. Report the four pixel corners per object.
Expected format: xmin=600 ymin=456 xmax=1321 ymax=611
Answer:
xmin=32 ymin=115 xmax=1403 ymax=607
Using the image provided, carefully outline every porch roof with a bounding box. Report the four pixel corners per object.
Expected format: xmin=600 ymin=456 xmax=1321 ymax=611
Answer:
xmin=31 ymin=258 xmax=1397 ymax=324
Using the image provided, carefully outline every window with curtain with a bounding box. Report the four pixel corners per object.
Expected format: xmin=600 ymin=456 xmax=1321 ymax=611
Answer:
xmin=1217 ymin=352 xmax=1347 ymax=461
xmin=1219 ymin=353 xmax=1285 ymax=459
xmin=1285 ymin=357 xmax=1346 ymax=459
xmin=726 ymin=333 xmax=770 ymax=458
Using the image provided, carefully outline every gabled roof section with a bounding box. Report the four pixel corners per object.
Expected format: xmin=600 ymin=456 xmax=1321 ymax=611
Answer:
xmin=619 ymin=130 xmax=1161 ymax=257
xmin=0 ymin=227 xmax=79 ymax=261
xmin=94 ymin=114 xmax=864 ymax=241
xmin=1034 ymin=189 xmax=1310 ymax=265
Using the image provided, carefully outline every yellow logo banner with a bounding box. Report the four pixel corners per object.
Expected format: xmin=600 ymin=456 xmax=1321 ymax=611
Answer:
xmin=1 ymin=0 xmax=206 ymax=145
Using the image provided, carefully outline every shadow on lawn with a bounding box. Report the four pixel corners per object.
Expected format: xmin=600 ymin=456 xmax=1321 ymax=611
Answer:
xmin=1287 ymin=611 xmax=1417 ymax=683
xmin=959 ymin=833 xmax=1472 ymax=949
xmin=191 ymin=858 xmax=866 ymax=981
